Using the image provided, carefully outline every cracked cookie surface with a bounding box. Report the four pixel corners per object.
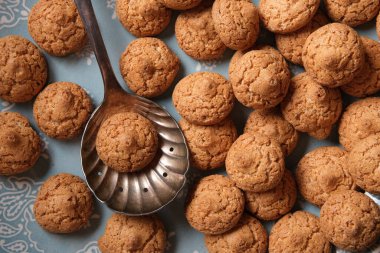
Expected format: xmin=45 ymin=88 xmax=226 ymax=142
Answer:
xmin=119 ymin=37 xmax=180 ymax=98
xmin=33 ymin=82 xmax=92 ymax=140
xmin=34 ymin=173 xmax=93 ymax=233
xmin=0 ymin=35 xmax=47 ymax=102
xmin=161 ymin=0 xmax=202 ymax=10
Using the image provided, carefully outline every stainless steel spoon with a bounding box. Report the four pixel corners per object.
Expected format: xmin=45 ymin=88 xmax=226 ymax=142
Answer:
xmin=74 ymin=0 xmax=189 ymax=215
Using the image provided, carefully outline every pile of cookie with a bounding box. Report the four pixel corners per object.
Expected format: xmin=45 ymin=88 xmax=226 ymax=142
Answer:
xmin=1 ymin=0 xmax=380 ymax=252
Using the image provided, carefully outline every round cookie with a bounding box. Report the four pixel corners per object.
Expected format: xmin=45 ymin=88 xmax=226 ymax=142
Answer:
xmin=324 ymin=0 xmax=380 ymax=27
xmin=275 ymin=11 xmax=329 ymax=65
xmin=245 ymin=170 xmax=297 ymax=221
xmin=296 ymin=146 xmax=356 ymax=207
xmin=226 ymin=132 xmax=285 ymax=192
xmin=269 ymin=211 xmax=331 ymax=253
xmin=185 ymin=175 xmax=245 ymax=235
xmin=258 ymin=0 xmax=320 ymax=34
xmin=172 ymin=72 xmax=234 ymax=126
xmin=175 ymin=3 xmax=227 ymax=60
xmin=28 ymin=0 xmax=87 ymax=56
xmin=230 ymin=49 xmax=290 ymax=110
xmin=116 ymin=0 xmax=171 ymax=37
xmin=339 ymin=97 xmax=380 ymax=151
xmin=281 ymin=73 xmax=342 ymax=140
xmin=179 ymin=118 xmax=237 ymax=170
xmin=0 ymin=35 xmax=47 ymax=103
xmin=212 ymin=0 xmax=260 ymax=50
xmin=33 ymin=82 xmax=92 ymax=140
xmin=244 ymin=109 xmax=298 ymax=156
xmin=119 ymin=38 xmax=180 ymax=98
xmin=96 ymin=112 xmax=158 ymax=173
xmin=34 ymin=173 xmax=93 ymax=233
xmin=161 ymin=0 xmax=202 ymax=10
xmin=347 ymin=134 xmax=380 ymax=194
xmin=341 ymin=37 xmax=380 ymax=97
xmin=320 ymin=190 xmax=380 ymax=251
xmin=302 ymin=23 xmax=365 ymax=88
xmin=98 ymin=214 xmax=166 ymax=253
xmin=0 ymin=112 xmax=41 ymax=176
xmin=377 ymin=13 xmax=380 ymax=39
xmin=205 ymin=214 xmax=268 ymax=253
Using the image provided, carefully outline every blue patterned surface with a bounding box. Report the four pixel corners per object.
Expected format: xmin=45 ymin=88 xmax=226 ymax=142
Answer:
xmin=0 ymin=1 xmax=379 ymax=252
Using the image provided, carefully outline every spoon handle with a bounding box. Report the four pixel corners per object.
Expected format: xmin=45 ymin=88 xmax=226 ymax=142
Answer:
xmin=74 ymin=0 xmax=121 ymax=95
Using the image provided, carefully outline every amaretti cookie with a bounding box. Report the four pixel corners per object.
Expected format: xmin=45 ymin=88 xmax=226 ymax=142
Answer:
xmin=185 ymin=175 xmax=245 ymax=235
xmin=296 ymin=146 xmax=356 ymax=207
xmin=347 ymin=134 xmax=380 ymax=194
xmin=269 ymin=211 xmax=331 ymax=253
xmin=230 ymin=49 xmax=290 ymax=110
xmin=175 ymin=3 xmax=226 ymax=60
xmin=205 ymin=214 xmax=268 ymax=253
xmin=302 ymin=23 xmax=365 ymax=87
xmin=226 ymin=133 xmax=285 ymax=192
xmin=179 ymin=118 xmax=237 ymax=170
xmin=259 ymin=0 xmax=320 ymax=34
xmin=34 ymin=173 xmax=93 ymax=233
xmin=281 ymin=73 xmax=342 ymax=140
xmin=377 ymin=13 xmax=380 ymax=39
xmin=98 ymin=214 xmax=166 ymax=253
xmin=275 ymin=11 xmax=329 ymax=65
xmin=96 ymin=112 xmax=158 ymax=173
xmin=116 ymin=0 xmax=171 ymax=37
xmin=33 ymin=82 xmax=92 ymax=140
xmin=161 ymin=0 xmax=201 ymax=10
xmin=341 ymin=37 xmax=380 ymax=97
xmin=244 ymin=109 xmax=298 ymax=156
xmin=28 ymin=0 xmax=87 ymax=56
xmin=245 ymin=170 xmax=297 ymax=221
xmin=324 ymin=0 xmax=380 ymax=27
xmin=0 ymin=35 xmax=47 ymax=103
xmin=212 ymin=0 xmax=260 ymax=50
xmin=119 ymin=38 xmax=180 ymax=98
xmin=0 ymin=112 xmax=41 ymax=176
xmin=320 ymin=190 xmax=380 ymax=252
xmin=172 ymin=72 xmax=234 ymax=126
xmin=339 ymin=97 xmax=380 ymax=151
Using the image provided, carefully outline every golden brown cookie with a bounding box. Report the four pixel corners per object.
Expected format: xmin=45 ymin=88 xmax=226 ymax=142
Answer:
xmin=259 ymin=0 xmax=320 ymax=34
xmin=185 ymin=175 xmax=245 ymax=235
xmin=34 ymin=173 xmax=93 ymax=233
xmin=244 ymin=109 xmax=298 ymax=156
xmin=281 ymin=73 xmax=342 ymax=140
xmin=245 ymin=170 xmax=297 ymax=221
xmin=33 ymin=82 xmax=92 ymax=140
xmin=341 ymin=37 xmax=380 ymax=97
xmin=324 ymin=0 xmax=380 ymax=27
xmin=161 ymin=0 xmax=202 ymax=10
xmin=377 ymin=13 xmax=380 ymax=39
xmin=119 ymin=38 xmax=180 ymax=98
xmin=179 ymin=118 xmax=237 ymax=170
xmin=230 ymin=49 xmax=290 ymax=110
xmin=0 ymin=35 xmax=47 ymax=103
xmin=28 ymin=0 xmax=87 ymax=56
xmin=347 ymin=134 xmax=380 ymax=195
xmin=320 ymin=190 xmax=380 ymax=252
xmin=212 ymin=0 xmax=260 ymax=50
xmin=269 ymin=211 xmax=331 ymax=253
xmin=175 ymin=3 xmax=227 ymax=60
xmin=96 ymin=112 xmax=158 ymax=173
xmin=116 ymin=0 xmax=171 ymax=37
xmin=0 ymin=112 xmax=41 ymax=176
xmin=339 ymin=97 xmax=380 ymax=151
xmin=98 ymin=214 xmax=166 ymax=253
xmin=296 ymin=146 xmax=356 ymax=207
xmin=302 ymin=23 xmax=365 ymax=88
xmin=275 ymin=11 xmax=329 ymax=65
xmin=172 ymin=72 xmax=234 ymax=126
xmin=205 ymin=214 xmax=268 ymax=253
xmin=226 ymin=132 xmax=285 ymax=192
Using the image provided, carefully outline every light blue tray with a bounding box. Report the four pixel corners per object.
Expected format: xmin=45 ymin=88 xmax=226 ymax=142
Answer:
xmin=0 ymin=1 xmax=379 ymax=252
